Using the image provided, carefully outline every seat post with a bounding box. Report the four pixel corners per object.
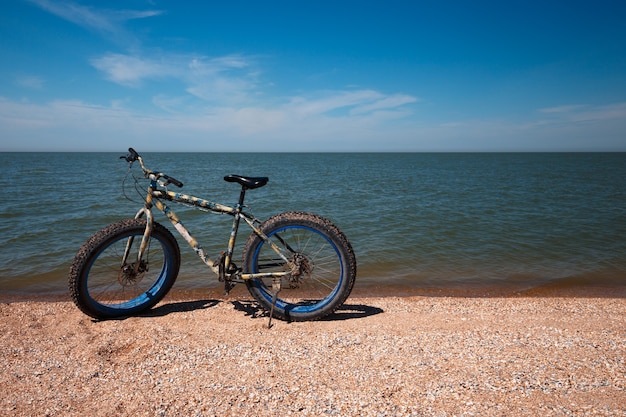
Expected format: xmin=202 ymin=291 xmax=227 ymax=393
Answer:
xmin=237 ymin=186 xmax=247 ymax=207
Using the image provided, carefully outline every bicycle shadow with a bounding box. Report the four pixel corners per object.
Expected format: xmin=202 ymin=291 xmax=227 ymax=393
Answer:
xmin=321 ymin=303 xmax=384 ymax=321
xmin=231 ymin=300 xmax=383 ymax=322
xmin=140 ymin=299 xmax=221 ymax=318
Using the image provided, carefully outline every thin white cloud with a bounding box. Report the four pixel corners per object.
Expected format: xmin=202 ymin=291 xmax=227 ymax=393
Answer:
xmin=538 ymin=102 xmax=626 ymax=122
xmin=152 ymin=95 xmax=187 ymax=114
xmin=91 ymin=52 xmax=259 ymax=104
xmin=539 ymin=104 xmax=585 ymax=114
xmin=90 ymin=54 xmax=178 ymax=86
xmin=571 ymin=102 xmax=626 ymax=122
xmin=186 ymin=55 xmax=259 ymax=103
xmin=26 ymin=0 xmax=162 ymax=45
xmin=350 ymin=94 xmax=418 ymax=115
xmin=285 ymin=90 xmax=417 ymax=120
xmin=15 ymin=75 xmax=44 ymax=89
xmin=288 ymin=90 xmax=384 ymax=116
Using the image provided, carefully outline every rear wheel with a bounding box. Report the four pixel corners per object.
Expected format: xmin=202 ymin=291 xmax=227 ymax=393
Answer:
xmin=243 ymin=212 xmax=356 ymax=321
xmin=68 ymin=219 xmax=181 ymax=319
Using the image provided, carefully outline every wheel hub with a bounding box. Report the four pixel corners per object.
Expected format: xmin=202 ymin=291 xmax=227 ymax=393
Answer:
xmin=288 ymin=253 xmax=312 ymax=288
xmin=118 ymin=261 xmax=147 ymax=286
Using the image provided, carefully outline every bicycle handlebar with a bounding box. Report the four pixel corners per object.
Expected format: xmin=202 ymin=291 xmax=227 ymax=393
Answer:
xmin=121 ymin=147 xmax=184 ymax=188
xmin=160 ymin=174 xmax=184 ymax=188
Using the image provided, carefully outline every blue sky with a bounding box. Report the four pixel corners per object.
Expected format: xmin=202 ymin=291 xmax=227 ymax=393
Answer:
xmin=1 ymin=0 xmax=625 ymax=151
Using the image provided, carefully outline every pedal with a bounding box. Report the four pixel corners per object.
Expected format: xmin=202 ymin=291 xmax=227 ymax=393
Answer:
xmin=223 ymin=279 xmax=235 ymax=296
xmin=222 ymin=261 xmax=240 ymax=296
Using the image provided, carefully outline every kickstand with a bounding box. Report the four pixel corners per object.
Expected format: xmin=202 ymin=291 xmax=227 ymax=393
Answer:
xmin=267 ymin=278 xmax=281 ymax=329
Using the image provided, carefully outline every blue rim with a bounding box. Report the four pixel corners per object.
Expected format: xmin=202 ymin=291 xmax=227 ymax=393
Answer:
xmin=84 ymin=232 xmax=174 ymax=314
xmin=252 ymin=225 xmax=344 ymax=314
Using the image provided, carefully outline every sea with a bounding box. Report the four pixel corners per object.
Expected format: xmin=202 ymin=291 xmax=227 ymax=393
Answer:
xmin=1 ymin=152 xmax=625 ymax=298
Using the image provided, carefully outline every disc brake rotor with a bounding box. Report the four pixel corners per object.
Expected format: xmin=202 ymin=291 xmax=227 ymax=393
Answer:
xmin=288 ymin=253 xmax=312 ymax=288
xmin=118 ymin=261 xmax=147 ymax=286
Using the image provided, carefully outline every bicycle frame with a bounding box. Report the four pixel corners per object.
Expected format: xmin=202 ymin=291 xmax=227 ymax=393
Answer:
xmin=69 ymin=148 xmax=355 ymax=325
xmin=125 ymin=164 xmax=292 ymax=286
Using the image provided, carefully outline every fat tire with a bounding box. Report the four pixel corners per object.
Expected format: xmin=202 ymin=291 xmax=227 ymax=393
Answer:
xmin=68 ymin=218 xmax=181 ymax=319
xmin=243 ymin=211 xmax=356 ymax=322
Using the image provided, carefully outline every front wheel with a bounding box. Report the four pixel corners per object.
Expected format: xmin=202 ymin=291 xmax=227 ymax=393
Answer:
xmin=68 ymin=219 xmax=181 ymax=319
xmin=243 ymin=212 xmax=357 ymax=322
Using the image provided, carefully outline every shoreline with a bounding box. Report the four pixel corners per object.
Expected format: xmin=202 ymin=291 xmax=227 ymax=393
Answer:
xmin=2 ymin=278 xmax=624 ymax=304
xmin=2 ymin=262 xmax=625 ymax=302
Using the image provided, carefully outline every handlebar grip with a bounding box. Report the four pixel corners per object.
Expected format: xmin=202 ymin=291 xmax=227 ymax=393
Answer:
xmin=163 ymin=175 xmax=184 ymax=188
xmin=128 ymin=148 xmax=139 ymax=160
xmin=121 ymin=148 xmax=140 ymax=162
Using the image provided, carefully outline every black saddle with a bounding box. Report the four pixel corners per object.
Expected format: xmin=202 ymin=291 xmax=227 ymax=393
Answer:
xmin=223 ymin=174 xmax=268 ymax=189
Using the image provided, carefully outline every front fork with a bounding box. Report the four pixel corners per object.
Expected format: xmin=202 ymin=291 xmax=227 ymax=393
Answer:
xmin=120 ymin=207 xmax=154 ymax=275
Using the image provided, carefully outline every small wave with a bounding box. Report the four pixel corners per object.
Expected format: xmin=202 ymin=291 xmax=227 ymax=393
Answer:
xmin=516 ymin=269 xmax=626 ymax=294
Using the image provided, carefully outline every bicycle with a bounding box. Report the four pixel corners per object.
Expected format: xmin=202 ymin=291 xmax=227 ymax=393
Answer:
xmin=68 ymin=148 xmax=357 ymax=326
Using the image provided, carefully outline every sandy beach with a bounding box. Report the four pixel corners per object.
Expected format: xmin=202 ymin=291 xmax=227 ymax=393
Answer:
xmin=1 ymin=285 xmax=625 ymax=416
